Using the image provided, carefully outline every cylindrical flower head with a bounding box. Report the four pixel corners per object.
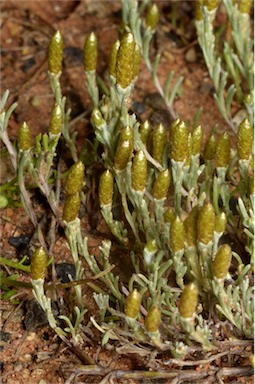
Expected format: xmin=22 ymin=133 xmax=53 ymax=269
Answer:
xmin=215 ymin=132 xmax=230 ymax=168
xmin=30 ymin=247 xmax=48 ymax=280
xmin=170 ymin=216 xmax=185 ymax=253
xmin=152 ymin=169 xmax=171 ymax=200
xmin=108 ymin=39 xmax=120 ymax=78
xmin=145 ymin=3 xmax=159 ymax=30
xmin=171 ymin=120 xmax=188 ymax=162
xmin=132 ymin=43 xmax=141 ymax=80
xmin=179 ymin=283 xmax=198 ymax=319
xmin=191 ymin=125 xmax=203 ymax=156
xmin=237 ymin=118 xmax=253 ymax=160
xmin=145 ymin=306 xmax=161 ymax=333
xmin=205 ymin=0 xmax=220 ymax=11
xmin=164 ymin=207 xmax=175 ymax=224
xmin=197 ymin=202 xmax=215 ymax=244
xmin=204 ymin=134 xmax=216 ymax=161
xmin=49 ymin=104 xmax=62 ymax=135
xmin=212 ymin=244 xmax=232 ymax=279
xmin=65 ymin=161 xmax=85 ymax=195
xmin=184 ymin=205 xmax=199 ymax=247
xmin=116 ymin=32 xmax=135 ymax=89
xmin=18 ymin=122 xmax=32 ymax=151
xmin=114 ymin=140 xmax=132 ymax=171
xmin=238 ymin=0 xmax=252 ymax=13
xmin=99 ymin=170 xmax=114 ymax=207
xmin=152 ymin=123 xmax=167 ymax=165
xmin=63 ymin=192 xmax=81 ymax=222
xmin=139 ymin=120 xmax=151 ymax=145
xmin=84 ymin=32 xmax=98 ymax=72
xmin=131 ymin=150 xmax=147 ymax=192
xmin=124 ymin=289 xmax=141 ymax=319
xmin=119 ymin=126 xmax=134 ymax=149
xmin=215 ymin=211 xmax=227 ymax=234
xmin=48 ymin=30 xmax=63 ymax=75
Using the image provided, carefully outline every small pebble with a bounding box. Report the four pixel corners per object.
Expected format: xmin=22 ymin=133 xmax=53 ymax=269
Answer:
xmin=185 ymin=47 xmax=196 ymax=63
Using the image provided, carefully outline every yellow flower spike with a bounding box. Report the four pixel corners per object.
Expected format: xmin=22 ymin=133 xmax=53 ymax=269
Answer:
xmin=215 ymin=211 xmax=227 ymax=234
xmin=204 ymin=134 xmax=216 ymax=161
xmin=108 ymin=39 xmax=120 ymax=78
xmin=48 ymin=30 xmax=63 ymax=75
xmin=204 ymin=0 xmax=221 ymax=11
xmin=30 ymin=247 xmax=48 ymax=280
xmin=131 ymin=150 xmax=147 ymax=192
xmin=238 ymin=0 xmax=253 ymax=13
xmin=139 ymin=120 xmax=152 ymax=145
xmin=65 ymin=161 xmax=85 ymax=195
xmin=215 ymin=132 xmax=230 ymax=168
xmin=170 ymin=216 xmax=185 ymax=253
xmin=197 ymin=202 xmax=215 ymax=245
xmin=99 ymin=170 xmax=114 ymax=207
xmin=119 ymin=126 xmax=134 ymax=149
xmin=145 ymin=306 xmax=161 ymax=333
xmin=152 ymin=169 xmax=171 ymax=200
xmin=212 ymin=244 xmax=232 ymax=279
xmin=179 ymin=283 xmax=198 ymax=319
xmin=124 ymin=289 xmax=141 ymax=319
xmin=116 ymin=32 xmax=135 ymax=89
xmin=169 ymin=118 xmax=181 ymax=144
xmin=171 ymin=120 xmax=188 ymax=162
xmin=184 ymin=205 xmax=199 ymax=247
xmin=164 ymin=207 xmax=175 ymax=224
xmin=145 ymin=3 xmax=160 ymax=30
xmin=49 ymin=104 xmax=62 ymax=135
xmin=237 ymin=118 xmax=253 ymax=160
xmin=114 ymin=139 xmax=133 ymax=171
xmin=84 ymin=32 xmax=98 ymax=72
xmin=152 ymin=123 xmax=167 ymax=165
xmin=132 ymin=43 xmax=141 ymax=80
xmin=191 ymin=125 xmax=203 ymax=156
xmin=18 ymin=122 xmax=32 ymax=152
xmin=63 ymin=192 xmax=81 ymax=223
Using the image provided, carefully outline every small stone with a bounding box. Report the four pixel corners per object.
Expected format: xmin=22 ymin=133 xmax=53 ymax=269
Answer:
xmin=185 ymin=48 xmax=196 ymax=63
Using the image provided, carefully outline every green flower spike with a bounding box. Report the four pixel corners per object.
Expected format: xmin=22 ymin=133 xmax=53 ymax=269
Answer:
xmin=18 ymin=122 xmax=32 ymax=151
xmin=119 ymin=126 xmax=134 ymax=149
xmin=205 ymin=0 xmax=221 ymax=11
xmin=132 ymin=43 xmax=141 ymax=80
xmin=197 ymin=202 xmax=215 ymax=245
xmin=143 ymin=239 xmax=157 ymax=266
xmin=152 ymin=123 xmax=167 ymax=165
xmin=116 ymin=32 xmax=135 ymax=89
xmin=238 ymin=0 xmax=253 ymax=13
xmin=139 ymin=120 xmax=151 ymax=145
xmin=30 ymin=247 xmax=48 ymax=280
xmin=145 ymin=3 xmax=160 ymax=30
xmin=108 ymin=39 xmax=120 ymax=78
xmin=114 ymin=139 xmax=132 ymax=171
xmin=179 ymin=283 xmax=198 ymax=319
xmin=191 ymin=125 xmax=203 ymax=156
xmin=48 ymin=30 xmax=63 ymax=75
xmin=49 ymin=104 xmax=62 ymax=135
xmin=237 ymin=118 xmax=253 ymax=160
xmin=145 ymin=306 xmax=161 ymax=333
xmin=215 ymin=132 xmax=230 ymax=168
xmin=171 ymin=120 xmax=188 ymax=162
xmin=84 ymin=32 xmax=98 ymax=72
xmin=65 ymin=161 xmax=85 ymax=195
xmin=204 ymin=134 xmax=216 ymax=161
xmin=164 ymin=207 xmax=175 ymax=224
xmin=152 ymin=169 xmax=171 ymax=200
xmin=215 ymin=211 xmax=227 ymax=234
xmin=212 ymin=244 xmax=232 ymax=280
xmin=184 ymin=206 xmax=199 ymax=247
xmin=124 ymin=289 xmax=141 ymax=319
xmin=131 ymin=150 xmax=147 ymax=192
xmin=170 ymin=216 xmax=185 ymax=253
xmin=63 ymin=192 xmax=81 ymax=223
xmin=99 ymin=170 xmax=114 ymax=207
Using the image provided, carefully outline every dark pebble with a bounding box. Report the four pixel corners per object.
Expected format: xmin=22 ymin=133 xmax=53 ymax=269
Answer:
xmin=0 ymin=331 xmax=11 ymax=343
xmin=55 ymin=263 xmax=76 ymax=283
xmin=24 ymin=300 xmax=49 ymax=331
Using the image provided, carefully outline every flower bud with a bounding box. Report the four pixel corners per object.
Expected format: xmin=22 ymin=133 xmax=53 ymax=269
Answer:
xmin=65 ymin=161 xmax=85 ymax=195
xmin=197 ymin=202 xmax=215 ymax=244
xmin=114 ymin=140 xmax=132 ymax=171
xmin=204 ymin=134 xmax=216 ymax=161
xmin=215 ymin=211 xmax=227 ymax=234
xmin=48 ymin=30 xmax=63 ymax=75
xmin=84 ymin=32 xmax=98 ymax=72
xmin=124 ymin=289 xmax=141 ymax=319
xmin=131 ymin=150 xmax=147 ymax=192
xmin=145 ymin=306 xmax=161 ymax=333
xmin=152 ymin=169 xmax=171 ymax=200
xmin=238 ymin=0 xmax=252 ymax=13
xmin=30 ymin=247 xmax=48 ymax=280
xmin=171 ymin=120 xmax=188 ymax=162
xmin=205 ymin=0 xmax=220 ymax=11
xmin=179 ymin=283 xmax=198 ymax=319
xmin=18 ymin=122 xmax=32 ymax=151
xmin=99 ymin=170 xmax=114 ymax=207
xmin=191 ymin=125 xmax=203 ymax=156
xmin=152 ymin=123 xmax=167 ymax=165
xmin=119 ymin=126 xmax=134 ymax=149
xmin=63 ymin=192 xmax=81 ymax=222
xmin=212 ymin=244 xmax=232 ymax=279
xmin=184 ymin=206 xmax=199 ymax=247
xmin=139 ymin=120 xmax=151 ymax=145
xmin=143 ymin=239 xmax=157 ymax=266
xmin=49 ymin=104 xmax=62 ymax=135
xmin=215 ymin=132 xmax=230 ymax=168
xmin=164 ymin=207 xmax=175 ymax=224
xmin=237 ymin=118 xmax=253 ymax=160
xmin=91 ymin=108 xmax=105 ymax=128
xmin=170 ymin=216 xmax=185 ymax=253
xmin=116 ymin=32 xmax=135 ymax=89
xmin=145 ymin=3 xmax=159 ymax=30
xmin=195 ymin=0 xmax=204 ymax=21
xmin=108 ymin=39 xmax=120 ymax=78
